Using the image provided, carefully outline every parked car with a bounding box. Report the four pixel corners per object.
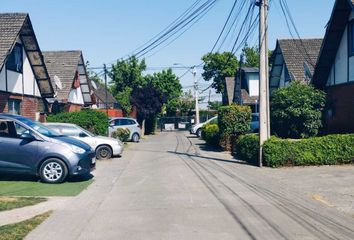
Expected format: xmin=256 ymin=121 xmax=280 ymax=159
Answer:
xmin=190 ymin=116 xmax=218 ymax=138
xmin=108 ymin=117 xmax=141 ymax=142
xmin=0 ymin=114 xmax=95 ymax=184
xmin=250 ymin=113 xmax=259 ymax=133
xmin=45 ymin=123 xmax=123 ymax=160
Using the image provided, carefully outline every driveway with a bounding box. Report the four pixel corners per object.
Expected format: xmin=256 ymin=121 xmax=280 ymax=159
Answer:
xmin=26 ymin=131 xmax=354 ymax=240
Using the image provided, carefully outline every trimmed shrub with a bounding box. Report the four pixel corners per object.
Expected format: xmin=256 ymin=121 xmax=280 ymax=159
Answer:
xmin=112 ymin=128 xmax=131 ymax=142
xmin=271 ymin=81 xmax=326 ymax=139
xmin=47 ymin=109 xmax=109 ymax=136
xmin=263 ymin=134 xmax=354 ymax=168
xmin=201 ymin=123 xmax=219 ymax=147
xmin=218 ymin=104 xmax=251 ymax=135
xmin=234 ymin=134 xmax=259 ymax=164
xmin=218 ymin=104 xmax=251 ymax=150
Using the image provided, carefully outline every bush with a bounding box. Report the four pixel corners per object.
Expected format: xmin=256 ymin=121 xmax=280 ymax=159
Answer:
xmin=112 ymin=128 xmax=131 ymax=142
xmin=234 ymin=134 xmax=259 ymax=164
xmin=218 ymin=104 xmax=251 ymax=135
xmin=47 ymin=109 xmax=109 ymax=136
xmin=263 ymin=134 xmax=354 ymax=167
xmin=201 ymin=123 xmax=219 ymax=147
xmin=271 ymin=81 xmax=326 ymax=139
xmin=218 ymin=104 xmax=251 ymax=150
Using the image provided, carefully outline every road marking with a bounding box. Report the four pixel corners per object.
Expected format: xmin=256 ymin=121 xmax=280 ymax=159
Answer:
xmin=311 ymin=194 xmax=335 ymax=207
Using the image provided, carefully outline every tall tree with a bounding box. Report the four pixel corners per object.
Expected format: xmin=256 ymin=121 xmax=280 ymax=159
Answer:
xmin=131 ymin=83 xmax=166 ymax=135
xmin=178 ymin=90 xmax=195 ymax=116
xmin=242 ymin=46 xmax=260 ymax=68
xmin=149 ymin=69 xmax=182 ymax=116
xmin=201 ymin=52 xmax=238 ymax=102
xmin=109 ymin=56 xmax=147 ymax=95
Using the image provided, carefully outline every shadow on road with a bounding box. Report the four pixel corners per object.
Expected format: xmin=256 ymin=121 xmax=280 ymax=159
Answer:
xmin=0 ymin=172 xmax=94 ymax=183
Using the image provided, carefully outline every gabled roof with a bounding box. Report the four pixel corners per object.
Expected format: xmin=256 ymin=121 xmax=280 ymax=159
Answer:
xmin=225 ymin=77 xmax=235 ymax=105
xmin=277 ymin=38 xmax=323 ymax=83
xmin=312 ymin=0 xmax=354 ymax=88
xmin=93 ymin=83 xmax=117 ymax=105
xmin=43 ymin=50 xmax=93 ymax=104
xmin=0 ymin=13 xmax=54 ymax=97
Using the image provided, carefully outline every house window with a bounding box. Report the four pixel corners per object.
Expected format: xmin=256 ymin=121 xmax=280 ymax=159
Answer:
xmin=8 ymin=99 xmax=21 ymax=115
xmin=349 ymin=21 xmax=354 ymax=56
xmin=6 ymin=43 xmax=23 ymax=73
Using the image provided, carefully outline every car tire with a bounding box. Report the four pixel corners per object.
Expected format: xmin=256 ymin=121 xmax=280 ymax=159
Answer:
xmin=96 ymin=145 xmax=112 ymax=160
xmin=39 ymin=158 xmax=68 ymax=184
xmin=132 ymin=133 xmax=140 ymax=143
xmin=196 ymin=128 xmax=202 ymax=138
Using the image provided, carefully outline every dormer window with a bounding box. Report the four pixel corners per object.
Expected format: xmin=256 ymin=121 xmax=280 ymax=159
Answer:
xmin=7 ymin=43 xmax=23 ymax=73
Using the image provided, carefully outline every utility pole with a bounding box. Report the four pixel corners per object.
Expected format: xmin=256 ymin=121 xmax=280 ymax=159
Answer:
xmin=258 ymin=0 xmax=270 ymax=167
xmin=193 ymin=66 xmax=200 ymax=125
xmin=104 ymin=64 xmax=108 ymax=115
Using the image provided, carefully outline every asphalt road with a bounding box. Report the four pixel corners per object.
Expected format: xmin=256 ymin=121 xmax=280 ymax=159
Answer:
xmin=26 ymin=131 xmax=354 ymax=240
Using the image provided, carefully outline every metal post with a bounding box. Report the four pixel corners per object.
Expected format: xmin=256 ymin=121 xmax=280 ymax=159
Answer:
xmin=193 ymin=66 xmax=200 ymax=125
xmin=258 ymin=0 xmax=269 ymax=167
xmin=104 ymin=64 xmax=108 ymax=115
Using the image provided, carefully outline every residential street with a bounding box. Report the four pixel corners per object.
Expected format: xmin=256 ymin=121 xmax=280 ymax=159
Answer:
xmin=27 ymin=131 xmax=354 ymax=240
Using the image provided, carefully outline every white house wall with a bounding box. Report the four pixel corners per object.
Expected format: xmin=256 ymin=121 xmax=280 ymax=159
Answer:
xmin=68 ymin=87 xmax=84 ymax=105
xmin=0 ymin=38 xmax=41 ymax=97
xmin=247 ymin=73 xmax=259 ymax=97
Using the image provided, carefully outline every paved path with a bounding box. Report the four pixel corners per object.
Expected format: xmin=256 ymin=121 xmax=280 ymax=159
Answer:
xmin=26 ymin=132 xmax=354 ymax=240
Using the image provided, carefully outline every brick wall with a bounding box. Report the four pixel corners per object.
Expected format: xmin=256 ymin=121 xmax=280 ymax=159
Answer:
xmin=0 ymin=91 xmax=45 ymax=120
xmin=326 ymin=83 xmax=354 ymax=133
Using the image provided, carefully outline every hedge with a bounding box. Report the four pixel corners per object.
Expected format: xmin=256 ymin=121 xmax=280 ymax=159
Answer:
xmin=201 ymin=123 xmax=219 ymax=147
xmin=234 ymin=134 xmax=259 ymax=165
xmin=47 ymin=109 xmax=109 ymax=136
xmin=218 ymin=104 xmax=251 ymax=135
xmin=263 ymin=134 xmax=354 ymax=167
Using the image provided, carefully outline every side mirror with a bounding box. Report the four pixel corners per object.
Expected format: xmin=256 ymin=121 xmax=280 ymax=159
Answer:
xmin=109 ymin=123 xmax=114 ymax=127
xmin=79 ymin=132 xmax=88 ymax=138
xmin=20 ymin=132 xmax=35 ymax=141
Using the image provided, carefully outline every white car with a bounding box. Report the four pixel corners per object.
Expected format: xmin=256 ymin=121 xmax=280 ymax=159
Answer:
xmin=190 ymin=116 xmax=218 ymax=138
xmin=108 ymin=117 xmax=142 ymax=142
xmin=45 ymin=123 xmax=123 ymax=160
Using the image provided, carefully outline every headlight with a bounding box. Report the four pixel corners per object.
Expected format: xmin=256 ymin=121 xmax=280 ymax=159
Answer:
xmin=60 ymin=143 xmax=86 ymax=154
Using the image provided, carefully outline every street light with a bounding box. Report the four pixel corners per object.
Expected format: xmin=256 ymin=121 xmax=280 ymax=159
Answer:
xmin=173 ymin=63 xmax=200 ymax=124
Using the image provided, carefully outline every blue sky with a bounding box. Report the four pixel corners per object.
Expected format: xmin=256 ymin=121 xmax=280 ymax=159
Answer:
xmin=2 ymin=0 xmax=335 ymax=104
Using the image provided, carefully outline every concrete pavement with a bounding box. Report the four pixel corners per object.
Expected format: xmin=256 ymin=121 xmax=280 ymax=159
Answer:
xmin=26 ymin=131 xmax=354 ymax=240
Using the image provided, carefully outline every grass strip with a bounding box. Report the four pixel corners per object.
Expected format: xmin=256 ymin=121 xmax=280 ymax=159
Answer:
xmin=0 ymin=197 xmax=46 ymax=212
xmin=0 ymin=211 xmax=51 ymax=240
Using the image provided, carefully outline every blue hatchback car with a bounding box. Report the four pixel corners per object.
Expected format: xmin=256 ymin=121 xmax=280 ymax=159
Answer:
xmin=0 ymin=114 xmax=95 ymax=183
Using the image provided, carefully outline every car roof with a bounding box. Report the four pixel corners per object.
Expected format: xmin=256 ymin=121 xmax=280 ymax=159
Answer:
xmin=110 ymin=117 xmax=136 ymax=121
xmin=45 ymin=122 xmax=77 ymax=127
xmin=0 ymin=113 xmax=27 ymax=121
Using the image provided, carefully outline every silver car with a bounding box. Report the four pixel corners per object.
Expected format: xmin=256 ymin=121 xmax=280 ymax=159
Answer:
xmin=108 ymin=117 xmax=141 ymax=142
xmin=45 ymin=123 xmax=123 ymax=160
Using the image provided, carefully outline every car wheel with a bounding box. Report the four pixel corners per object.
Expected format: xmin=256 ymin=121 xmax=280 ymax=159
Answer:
xmin=96 ymin=145 xmax=112 ymax=160
xmin=196 ymin=128 xmax=202 ymax=138
xmin=39 ymin=158 xmax=68 ymax=184
xmin=132 ymin=133 xmax=140 ymax=143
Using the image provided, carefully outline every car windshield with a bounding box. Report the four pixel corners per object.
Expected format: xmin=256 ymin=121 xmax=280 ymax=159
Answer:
xmin=19 ymin=118 xmax=62 ymax=137
xmin=76 ymin=125 xmax=95 ymax=137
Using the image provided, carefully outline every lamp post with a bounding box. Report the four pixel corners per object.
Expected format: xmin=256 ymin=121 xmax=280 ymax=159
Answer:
xmin=174 ymin=64 xmax=200 ymax=124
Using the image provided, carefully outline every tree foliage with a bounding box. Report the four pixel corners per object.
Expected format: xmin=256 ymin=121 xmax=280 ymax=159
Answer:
xmin=178 ymin=90 xmax=195 ymax=116
xmin=109 ymin=56 xmax=147 ymax=95
xmin=149 ymin=69 xmax=182 ymax=115
xmin=131 ymin=83 xmax=166 ymax=120
xmin=242 ymin=46 xmax=259 ymax=68
xmin=201 ymin=52 xmax=238 ymax=95
xmin=115 ymin=87 xmax=132 ymax=115
xmin=270 ymin=81 xmax=326 ymax=139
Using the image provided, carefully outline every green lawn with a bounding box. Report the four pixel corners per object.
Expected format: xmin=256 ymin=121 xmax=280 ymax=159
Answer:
xmin=0 ymin=197 xmax=46 ymax=212
xmin=0 ymin=179 xmax=93 ymax=197
xmin=0 ymin=211 xmax=51 ymax=240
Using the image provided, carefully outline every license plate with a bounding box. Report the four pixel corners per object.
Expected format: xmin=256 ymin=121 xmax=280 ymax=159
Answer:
xmin=92 ymin=157 xmax=96 ymax=164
